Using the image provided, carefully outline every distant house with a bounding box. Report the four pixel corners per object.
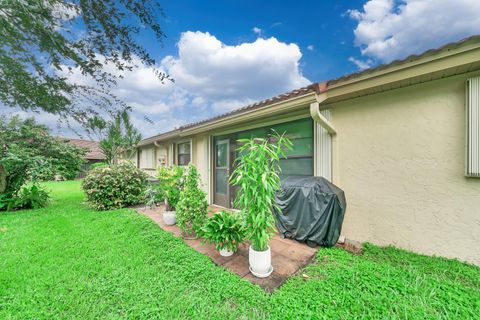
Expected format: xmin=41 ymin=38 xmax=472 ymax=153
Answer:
xmin=61 ymin=138 xmax=105 ymax=178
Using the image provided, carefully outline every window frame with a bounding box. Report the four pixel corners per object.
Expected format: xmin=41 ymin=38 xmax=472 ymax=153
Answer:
xmin=177 ymin=140 xmax=192 ymax=166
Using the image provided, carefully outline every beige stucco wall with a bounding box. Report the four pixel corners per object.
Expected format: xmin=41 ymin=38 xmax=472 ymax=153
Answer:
xmin=192 ymin=135 xmax=210 ymax=198
xmin=330 ymin=73 xmax=480 ymax=265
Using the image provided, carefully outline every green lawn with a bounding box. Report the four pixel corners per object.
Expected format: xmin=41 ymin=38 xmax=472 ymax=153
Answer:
xmin=1 ymin=181 xmax=479 ymax=319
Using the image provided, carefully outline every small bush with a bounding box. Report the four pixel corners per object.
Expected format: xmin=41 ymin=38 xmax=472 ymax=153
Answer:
xmin=202 ymin=210 xmax=244 ymax=252
xmin=0 ymin=183 xmax=51 ymax=211
xmin=82 ymin=163 xmax=148 ymax=210
xmin=176 ymin=164 xmax=208 ymax=235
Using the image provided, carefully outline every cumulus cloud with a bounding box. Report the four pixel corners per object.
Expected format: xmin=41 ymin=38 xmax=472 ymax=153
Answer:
xmin=307 ymin=45 xmax=315 ymax=51
xmin=163 ymin=31 xmax=310 ymax=111
xmin=9 ymin=30 xmax=310 ymax=138
xmin=348 ymin=0 xmax=480 ymax=62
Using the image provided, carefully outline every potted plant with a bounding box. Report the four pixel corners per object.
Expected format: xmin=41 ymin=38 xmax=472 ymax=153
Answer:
xmin=157 ymin=165 xmax=184 ymax=225
xmin=202 ymin=210 xmax=244 ymax=257
xmin=176 ymin=164 xmax=208 ymax=238
xmin=231 ymin=132 xmax=292 ymax=278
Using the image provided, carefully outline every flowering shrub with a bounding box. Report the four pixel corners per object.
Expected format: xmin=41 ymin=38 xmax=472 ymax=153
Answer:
xmin=82 ymin=163 xmax=148 ymax=210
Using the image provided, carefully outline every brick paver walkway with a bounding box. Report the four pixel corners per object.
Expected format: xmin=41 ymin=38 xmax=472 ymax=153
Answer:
xmin=137 ymin=204 xmax=319 ymax=292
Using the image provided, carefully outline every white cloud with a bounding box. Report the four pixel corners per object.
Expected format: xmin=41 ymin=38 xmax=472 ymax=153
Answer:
xmin=348 ymin=0 xmax=480 ymax=62
xmin=348 ymin=57 xmax=373 ymax=70
xmin=161 ymin=31 xmax=310 ymax=111
xmin=307 ymin=45 xmax=315 ymax=51
xmin=252 ymin=27 xmax=262 ymax=35
xmin=11 ymin=30 xmax=310 ymax=138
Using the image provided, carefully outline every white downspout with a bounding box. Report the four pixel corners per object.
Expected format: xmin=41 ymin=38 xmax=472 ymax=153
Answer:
xmin=310 ymin=93 xmax=337 ymax=182
xmin=309 ymin=94 xmax=336 ymax=135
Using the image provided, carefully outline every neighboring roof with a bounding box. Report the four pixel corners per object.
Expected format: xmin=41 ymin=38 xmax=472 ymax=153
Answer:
xmin=61 ymin=138 xmax=105 ymax=160
xmin=141 ymin=35 xmax=480 ymax=143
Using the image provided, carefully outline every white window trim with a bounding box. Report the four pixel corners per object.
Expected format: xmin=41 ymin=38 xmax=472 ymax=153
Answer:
xmin=176 ymin=138 xmax=193 ymax=166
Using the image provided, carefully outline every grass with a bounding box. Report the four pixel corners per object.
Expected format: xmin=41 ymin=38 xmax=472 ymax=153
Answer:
xmin=0 ymin=181 xmax=479 ymax=319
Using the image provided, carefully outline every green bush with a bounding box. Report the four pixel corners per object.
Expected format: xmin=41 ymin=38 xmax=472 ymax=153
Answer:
xmin=156 ymin=165 xmax=184 ymax=210
xmin=202 ymin=210 xmax=244 ymax=252
xmin=82 ymin=163 xmax=148 ymax=210
xmin=0 ymin=183 xmax=51 ymax=211
xmin=176 ymin=164 xmax=208 ymax=235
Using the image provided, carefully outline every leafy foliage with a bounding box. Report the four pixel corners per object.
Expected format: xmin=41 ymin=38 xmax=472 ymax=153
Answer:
xmin=97 ymin=110 xmax=142 ymax=164
xmin=156 ymin=165 xmax=184 ymax=211
xmin=82 ymin=163 xmax=148 ymax=210
xmin=0 ymin=0 xmax=168 ymax=126
xmin=231 ymin=132 xmax=292 ymax=251
xmin=13 ymin=184 xmax=51 ymax=210
xmin=143 ymin=186 xmax=158 ymax=209
xmin=0 ymin=116 xmax=85 ymax=209
xmin=176 ymin=164 xmax=208 ymax=235
xmin=0 ymin=184 xmax=51 ymax=211
xmin=202 ymin=210 xmax=245 ymax=252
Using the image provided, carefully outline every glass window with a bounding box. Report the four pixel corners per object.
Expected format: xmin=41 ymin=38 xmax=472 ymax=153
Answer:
xmin=216 ymin=142 xmax=228 ymax=168
xmin=177 ymin=142 xmax=191 ymax=166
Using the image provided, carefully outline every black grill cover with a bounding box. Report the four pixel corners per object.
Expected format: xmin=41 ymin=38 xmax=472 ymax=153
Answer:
xmin=275 ymin=176 xmax=346 ymax=247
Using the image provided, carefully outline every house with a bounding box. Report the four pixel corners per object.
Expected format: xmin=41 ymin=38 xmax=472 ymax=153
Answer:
xmin=134 ymin=36 xmax=480 ymax=266
xmin=62 ymin=138 xmax=105 ymax=178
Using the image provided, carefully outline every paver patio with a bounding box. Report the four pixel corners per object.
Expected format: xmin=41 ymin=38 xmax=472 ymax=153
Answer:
xmin=137 ymin=204 xmax=318 ymax=292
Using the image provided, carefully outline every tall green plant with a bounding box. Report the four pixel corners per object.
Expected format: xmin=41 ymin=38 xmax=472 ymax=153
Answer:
xmin=157 ymin=165 xmax=184 ymax=211
xmin=176 ymin=164 xmax=208 ymax=235
xmin=230 ymin=132 xmax=292 ymax=251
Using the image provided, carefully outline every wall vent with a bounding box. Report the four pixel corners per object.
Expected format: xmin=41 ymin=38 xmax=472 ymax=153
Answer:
xmin=466 ymin=76 xmax=480 ymax=177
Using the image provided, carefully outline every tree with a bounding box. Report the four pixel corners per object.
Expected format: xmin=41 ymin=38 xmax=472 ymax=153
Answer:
xmin=0 ymin=115 xmax=86 ymax=197
xmin=0 ymin=0 xmax=168 ymax=127
xmin=98 ymin=110 xmax=141 ymax=164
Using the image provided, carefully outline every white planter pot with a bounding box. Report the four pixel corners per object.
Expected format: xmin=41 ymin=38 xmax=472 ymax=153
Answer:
xmin=163 ymin=211 xmax=176 ymax=226
xmin=249 ymin=245 xmax=273 ymax=278
xmin=219 ymin=248 xmax=234 ymax=257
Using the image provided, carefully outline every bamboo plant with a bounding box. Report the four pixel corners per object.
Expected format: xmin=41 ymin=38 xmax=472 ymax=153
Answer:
xmin=230 ymin=131 xmax=292 ymax=251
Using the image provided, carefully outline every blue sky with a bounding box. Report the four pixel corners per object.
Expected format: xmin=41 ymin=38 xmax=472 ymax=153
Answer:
xmin=4 ymin=0 xmax=480 ymax=138
xmin=148 ymin=0 xmax=365 ymax=82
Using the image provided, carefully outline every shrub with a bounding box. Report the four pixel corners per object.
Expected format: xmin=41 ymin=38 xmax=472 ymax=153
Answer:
xmin=176 ymin=164 xmax=208 ymax=235
xmin=13 ymin=184 xmax=51 ymax=210
xmin=0 ymin=183 xmax=51 ymax=211
xmin=157 ymin=165 xmax=184 ymax=210
xmin=82 ymin=163 xmax=148 ymax=210
xmin=230 ymin=132 xmax=292 ymax=251
xmin=202 ymin=210 xmax=244 ymax=252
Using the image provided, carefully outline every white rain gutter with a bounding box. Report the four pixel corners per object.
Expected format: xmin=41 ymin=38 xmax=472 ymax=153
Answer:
xmin=310 ymin=93 xmax=337 ymax=135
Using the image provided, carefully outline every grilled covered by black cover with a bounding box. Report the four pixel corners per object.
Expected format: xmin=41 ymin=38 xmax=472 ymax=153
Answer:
xmin=275 ymin=176 xmax=346 ymax=247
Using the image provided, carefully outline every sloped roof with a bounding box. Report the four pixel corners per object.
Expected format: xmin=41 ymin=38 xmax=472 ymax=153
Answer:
xmin=62 ymin=138 xmax=105 ymax=160
xmin=141 ymin=35 xmax=480 ymax=143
